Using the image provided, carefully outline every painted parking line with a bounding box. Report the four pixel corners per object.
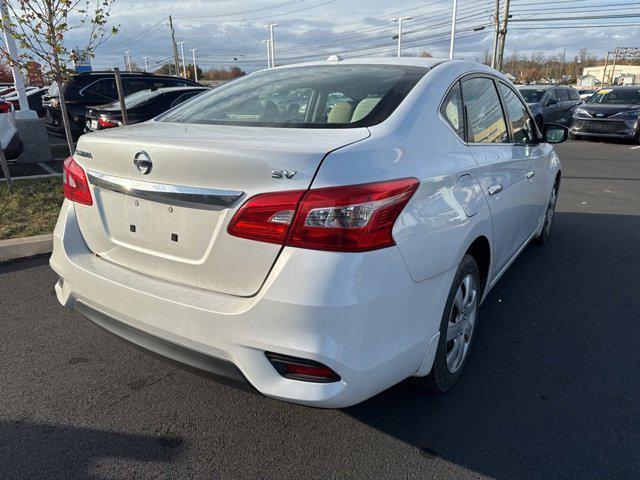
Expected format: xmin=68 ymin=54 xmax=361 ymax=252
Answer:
xmin=38 ymin=162 xmax=58 ymax=174
xmin=629 ymin=146 xmax=640 ymax=150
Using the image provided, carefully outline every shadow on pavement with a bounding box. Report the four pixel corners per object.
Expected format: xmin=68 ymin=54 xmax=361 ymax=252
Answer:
xmin=345 ymin=212 xmax=640 ymax=479
xmin=0 ymin=420 xmax=183 ymax=480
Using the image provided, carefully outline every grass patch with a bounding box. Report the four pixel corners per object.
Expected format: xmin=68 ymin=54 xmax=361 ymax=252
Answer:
xmin=0 ymin=177 xmax=64 ymax=240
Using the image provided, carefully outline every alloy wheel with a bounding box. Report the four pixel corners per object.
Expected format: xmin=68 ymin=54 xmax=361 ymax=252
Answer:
xmin=445 ymin=274 xmax=478 ymax=374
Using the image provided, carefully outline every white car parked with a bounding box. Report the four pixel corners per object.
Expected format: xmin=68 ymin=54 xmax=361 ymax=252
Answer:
xmin=51 ymin=58 xmax=565 ymax=408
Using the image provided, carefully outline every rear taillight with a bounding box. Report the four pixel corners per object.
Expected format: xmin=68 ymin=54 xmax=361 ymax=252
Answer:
xmin=227 ymin=190 xmax=305 ymax=244
xmin=97 ymin=116 xmax=120 ymax=128
xmin=227 ymin=178 xmax=419 ymax=252
xmin=63 ymin=156 xmax=93 ymax=206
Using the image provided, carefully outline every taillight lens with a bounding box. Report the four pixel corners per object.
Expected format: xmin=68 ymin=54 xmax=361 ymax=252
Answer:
xmin=63 ymin=156 xmax=93 ymax=206
xmin=227 ymin=190 xmax=305 ymax=244
xmin=97 ymin=116 xmax=120 ymax=128
xmin=227 ymin=178 xmax=418 ymax=252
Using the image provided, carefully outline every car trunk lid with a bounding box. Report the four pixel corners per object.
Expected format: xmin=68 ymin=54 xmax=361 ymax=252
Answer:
xmin=72 ymin=121 xmax=370 ymax=296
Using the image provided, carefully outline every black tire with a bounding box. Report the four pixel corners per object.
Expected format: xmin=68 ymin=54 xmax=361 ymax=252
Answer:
xmin=414 ymin=254 xmax=480 ymax=393
xmin=535 ymin=183 xmax=558 ymax=245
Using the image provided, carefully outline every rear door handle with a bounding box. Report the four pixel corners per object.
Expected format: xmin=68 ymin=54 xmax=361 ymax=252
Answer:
xmin=488 ymin=184 xmax=503 ymax=195
xmin=526 ymin=170 xmax=535 ymax=179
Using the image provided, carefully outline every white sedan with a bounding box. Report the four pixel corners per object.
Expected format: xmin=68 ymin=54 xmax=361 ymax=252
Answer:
xmin=51 ymin=57 xmax=565 ymax=408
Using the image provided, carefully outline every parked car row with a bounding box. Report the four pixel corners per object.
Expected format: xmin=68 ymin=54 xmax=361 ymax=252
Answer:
xmin=42 ymin=71 xmax=201 ymax=139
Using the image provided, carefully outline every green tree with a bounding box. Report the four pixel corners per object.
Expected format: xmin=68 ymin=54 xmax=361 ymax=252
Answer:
xmin=0 ymin=0 xmax=119 ymax=154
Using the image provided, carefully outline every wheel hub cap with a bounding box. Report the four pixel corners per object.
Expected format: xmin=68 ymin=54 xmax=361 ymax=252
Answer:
xmin=445 ymin=274 xmax=478 ymax=374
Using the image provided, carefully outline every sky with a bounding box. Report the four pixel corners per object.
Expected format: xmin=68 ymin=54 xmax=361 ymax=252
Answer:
xmin=63 ymin=0 xmax=640 ymax=71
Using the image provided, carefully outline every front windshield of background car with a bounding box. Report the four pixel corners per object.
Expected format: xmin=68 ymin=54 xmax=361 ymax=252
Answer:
xmin=587 ymin=88 xmax=640 ymax=105
xmin=158 ymin=64 xmax=428 ymax=128
xmin=518 ymin=88 xmax=546 ymax=104
xmin=47 ymin=82 xmax=59 ymax=96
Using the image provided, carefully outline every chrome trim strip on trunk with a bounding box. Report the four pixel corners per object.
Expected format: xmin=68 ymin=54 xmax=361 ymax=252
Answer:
xmin=86 ymin=170 xmax=244 ymax=208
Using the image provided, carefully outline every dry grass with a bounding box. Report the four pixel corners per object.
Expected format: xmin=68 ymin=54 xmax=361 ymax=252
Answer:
xmin=0 ymin=177 xmax=65 ymax=240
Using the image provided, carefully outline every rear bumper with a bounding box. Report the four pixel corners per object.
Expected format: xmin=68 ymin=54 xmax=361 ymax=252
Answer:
xmin=74 ymin=301 xmax=253 ymax=390
xmin=50 ymin=201 xmax=452 ymax=408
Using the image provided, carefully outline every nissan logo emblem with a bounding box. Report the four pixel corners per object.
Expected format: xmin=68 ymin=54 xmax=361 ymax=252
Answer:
xmin=134 ymin=151 xmax=152 ymax=175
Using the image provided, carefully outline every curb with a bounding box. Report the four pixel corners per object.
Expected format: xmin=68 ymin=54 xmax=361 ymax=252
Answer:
xmin=0 ymin=234 xmax=53 ymax=263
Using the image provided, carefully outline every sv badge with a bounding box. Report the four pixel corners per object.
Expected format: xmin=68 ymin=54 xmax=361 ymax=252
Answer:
xmin=271 ymin=170 xmax=297 ymax=179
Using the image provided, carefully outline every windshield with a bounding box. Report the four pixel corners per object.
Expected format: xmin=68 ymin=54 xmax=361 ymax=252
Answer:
xmin=158 ymin=64 xmax=427 ymax=128
xmin=47 ymin=82 xmax=59 ymax=97
xmin=518 ymin=89 xmax=546 ymax=104
xmin=587 ymin=88 xmax=640 ymax=105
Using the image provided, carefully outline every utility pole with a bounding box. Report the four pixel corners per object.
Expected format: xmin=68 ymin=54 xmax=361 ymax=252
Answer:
xmin=262 ymin=39 xmax=272 ymax=68
xmin=124 ymin=50 xmax=132 ymax=71
xmin=142 ymin=56 xmax=148 ymax=72
xmin=391 ymin=17 xmax=411 ymax=58
xmin=602 ymin=51 xmax=611 ymax=86
xmin=496 ymin=0 xmax=510 ymax=71
xmin=491 ymin=0 xmax=500 ymax=68
xmin=610 ymin=46 xmax=620 ymax=86
xmin=189 ymin=48 xmax=198 ymax=82
xmin=559 ymin=48 xmax=566 ymax=82
xmin=265 ymin=24 xmax=277 ymax=67
xmin=449 ymin=0 xmax=458 ymax=59
xmin=169 ymin=15 xmax=180 ymax=76
xmin=177 ymin=41 xmax=187 ymax=78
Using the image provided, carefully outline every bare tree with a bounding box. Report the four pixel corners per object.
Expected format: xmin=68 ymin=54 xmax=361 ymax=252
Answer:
xmin=0 ymin=0 xmax=119 ymax=154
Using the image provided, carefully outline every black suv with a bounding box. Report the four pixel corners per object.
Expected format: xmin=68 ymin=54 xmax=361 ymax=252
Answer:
xmin=43 ymin=71 xmax=200 ymax=139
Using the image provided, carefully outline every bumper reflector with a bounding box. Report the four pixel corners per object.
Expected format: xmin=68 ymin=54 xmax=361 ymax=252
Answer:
xmin=265 ymin=352 xmax=340 ymax=383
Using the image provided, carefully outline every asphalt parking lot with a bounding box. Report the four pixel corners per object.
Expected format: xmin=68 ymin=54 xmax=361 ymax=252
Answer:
xmin=1 ymin=139 xmax=639 ymax=479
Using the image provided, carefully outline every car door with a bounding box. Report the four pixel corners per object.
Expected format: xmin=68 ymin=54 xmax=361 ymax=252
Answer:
xmin=497 ymin=81 xmax=551 ymax=239
xmin=542 ymin=88 xmax=559 ymax=124
xmin=461 ymin=75 xmax=528 ymax=273
xmin=555 ymin=88 xmax=572 ymax=125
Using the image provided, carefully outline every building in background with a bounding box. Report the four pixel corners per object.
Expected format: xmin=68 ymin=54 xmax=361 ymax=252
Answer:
xmin=582 ymin=65 xmax=640 ymax=86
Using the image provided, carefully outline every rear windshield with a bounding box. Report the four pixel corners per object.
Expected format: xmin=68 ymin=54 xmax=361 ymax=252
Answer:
xmin=158 ymin=64 xmax=427 ymax=128
xmin=587 ymin=88 xmax=640 ymax=105
xmin=102 ymin=89 xmax=162 ymax=109
xmin=518 ymin=88 xmax=546 ymax=104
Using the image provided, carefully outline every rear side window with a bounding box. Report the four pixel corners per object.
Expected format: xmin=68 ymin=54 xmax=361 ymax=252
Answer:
xmin=556 ymin=89 xmax=569 ymax=101
xmin=124 ymin=78 xmax=150 ymax=95
xmin=461 ymin=77 xmax=508 ymax=144
xmin=81 ymin=78 xmax=117 ymax=101
xmin=498 ymin=83 xmax=536 ymax=144
xmin=158 ymin=65 xmax=427 ymax=128
xmin=568 ymin=89 xmax=580 ymax=101
xmin=440 ymin=82 xmax=464 ymax=140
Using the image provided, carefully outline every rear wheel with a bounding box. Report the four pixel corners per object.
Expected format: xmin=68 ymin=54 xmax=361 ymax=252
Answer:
xmin=414 ymin=254 xmax=480 ymax=392
xmin=536 ymin=183 xmax=558 ymax=245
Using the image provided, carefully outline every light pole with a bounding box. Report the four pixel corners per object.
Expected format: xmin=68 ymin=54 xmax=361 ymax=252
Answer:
xmin=189 ymin=48 xmax=198 ymax=82
xmin=265 ymin=24 xmax=277 ymax=67
xmin=449 ymin=0 xmax=459 ymax=59
xmin=390 ymin=17 xmax=411 ymax=58
xmin=177 ymin=41 xmax=187 ymax=77
xmin=124 ymin=50 xmax=132 ymax=71
xmin=142 ymin=56 xmax=148 ymax=72
xmin=262 ymin=39 xmax=272 ymax=68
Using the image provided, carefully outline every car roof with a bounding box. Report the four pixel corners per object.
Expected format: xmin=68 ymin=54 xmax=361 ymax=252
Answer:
xmin=269 ymin=56 xmax=448 ymax=71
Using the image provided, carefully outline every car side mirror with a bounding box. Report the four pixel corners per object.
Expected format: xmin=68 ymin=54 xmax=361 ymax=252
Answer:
xmin=546 ymin=98 xmax=557 ymax=107
xmin=544 ymin=124 xmax=568 ymax=144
